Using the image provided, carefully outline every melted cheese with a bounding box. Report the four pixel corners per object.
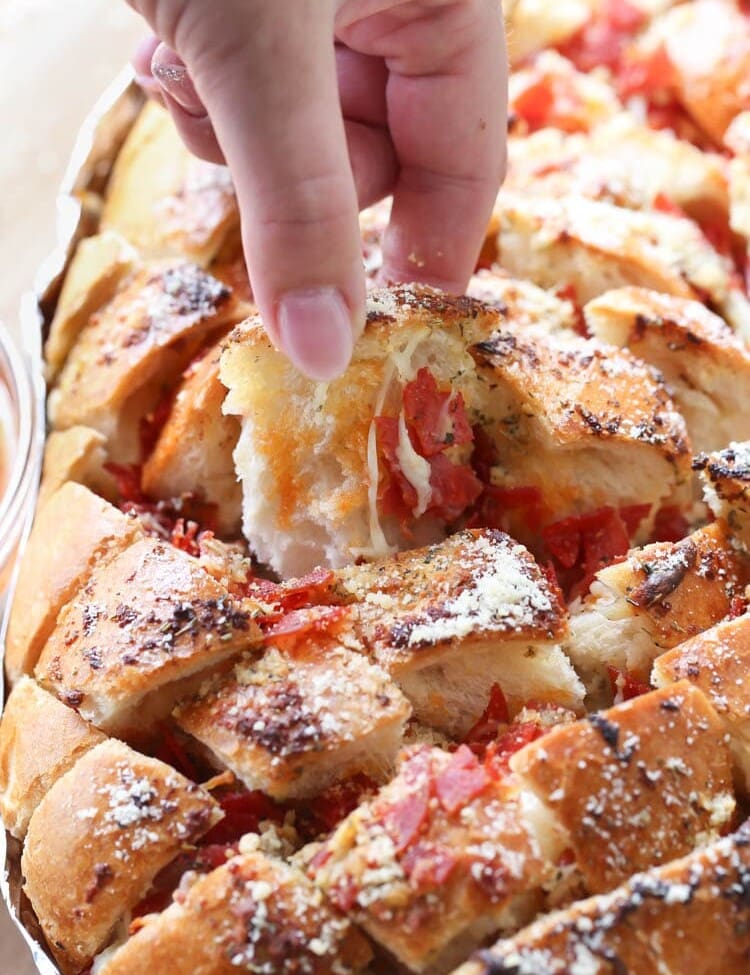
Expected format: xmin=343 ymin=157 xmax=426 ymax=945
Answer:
xmin=395 ymin=412 xmax=433 ymax=518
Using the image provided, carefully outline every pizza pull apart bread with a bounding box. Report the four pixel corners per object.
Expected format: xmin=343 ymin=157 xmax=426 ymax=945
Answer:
xmin=221 ymin=286 xmax=691 ymax=577
xmin=695 ymin=441 xmax=750 ymax=553
xmin=454 ymin=823 xmax=750 ymax=975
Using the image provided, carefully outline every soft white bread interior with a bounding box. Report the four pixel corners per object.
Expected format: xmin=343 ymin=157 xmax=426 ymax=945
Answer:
xmin=34 ymin=537 xmax=264 ymax=735
xmin=466 ymin=269 xmax=578 ymax=333
xmin=585 ymin=287 xmax=750 ymax=454
xmin=310 ymin=745 xmax=564 ymax=974
xmin=695 ymin=442 xmax=750 ymax=552
xmin=100 ymin=101 xmax=240 ymax=267
xmin=21 ymin=739 xmax=222 ymax=975
xmin=454 ymin=823 xmax=750 ymax=975
xmin=96 ymin=850 xmax=373 ymax=975
xmin=0 ymin=677 xmax=105 ymax=839
xmin=141 ymin=338 xmax=242 ymax=536
xmin=653 ymin=612 xmax=750 ymax=792
xmin=37 ymin=425 xmax=117 ymax=508
xmin=510 ymin=682 xmax=735 ymax=894
xmin=336 ymin=529 xmax=583 ymax=736
xmin=174 ymin=638 xmax=411 ymax=799
xmin=506 ymin=4 xmax=594 ymax=65
xmin=48 ymin=260 xmax=248 ymax=463
xmin=5 ymin=482 xmax=143 ymax=685
xmin=565 ymin=522 xmax=747 ymax=703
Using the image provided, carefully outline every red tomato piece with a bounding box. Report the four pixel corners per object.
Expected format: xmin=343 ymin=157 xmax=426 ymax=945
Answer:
xmin=435 ymin=745 xmax=490 ymax=814
xmin=463 ymin=684 xmax=511 ymax=753
xmin=513 ymin=78 xmax=556 ymax=130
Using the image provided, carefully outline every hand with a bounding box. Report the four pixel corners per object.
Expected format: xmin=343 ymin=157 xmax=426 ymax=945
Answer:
xmin=129 ymin=0 xmax=508 ymax=380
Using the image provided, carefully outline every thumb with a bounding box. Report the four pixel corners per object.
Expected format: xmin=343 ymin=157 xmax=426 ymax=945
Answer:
xmin=135 ymin=0 xmax=366 ymax=381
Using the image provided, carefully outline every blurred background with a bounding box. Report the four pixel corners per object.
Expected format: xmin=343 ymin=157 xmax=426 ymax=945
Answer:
xmin=0 ymin=2 xmax=143 ymax=968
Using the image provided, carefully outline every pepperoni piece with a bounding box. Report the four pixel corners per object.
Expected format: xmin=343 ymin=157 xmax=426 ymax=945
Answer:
xmin=435 ymin=745 xmax=490 ymax=814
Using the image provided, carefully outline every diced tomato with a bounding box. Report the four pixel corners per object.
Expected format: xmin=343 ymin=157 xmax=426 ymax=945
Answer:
xmin=152 ymin=726 xmax=202 ymax=782
xmin=618 ymin=42 xmax=676 ymax=99
xmin=139 ymin=389 xmax=176 ymax=461
xmin=463 ymin=684 xmax=510 ymax=754
xmin=382 ymin=787 xmax=430 ymax=853
xmin=428 ymin=453 xmax=483 ymax=523
xmin=651 ymin=505 xmax=690 ymax=543
xmin=729 ymin=596 xmax=747 ymax=620
xmin=619 ymin=503 xmax=651 ymax=537
xmin=403 ymin=368 xmax=474 ymax=457
xmin=401 ymin=841 xmax=457 ymax=891
xmin=513 ymin=78 xmax=556 ymax=130
xmin=104 ymin=461 xmax=145 ymax=504
xmin=607 ymin=665 xmax=651 ymax=702
xmin=170 ymin=518 xmax=201 ymax=557
xmin=435 ymin=745 xmax=490 ymax=814
xmin=485 ymin=723 xmax=545 ymax=779
xmin=558 ymin=0 xmax=647 ymax=74
xmin=294 ymin=774 xmax=377 ymax=838
xmin=201 ymin=790 xmax=282 ymax=846
xmin=555 ymin=284 xmax=589 ymax=337
xmin=262 ymin=605 xmax=349 ymax=646
xmin=246 ymin=567 xmax=336 ymax=611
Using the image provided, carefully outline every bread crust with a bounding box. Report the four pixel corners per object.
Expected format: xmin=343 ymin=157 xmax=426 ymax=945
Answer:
xmin=37 ymin=425 xmax=117 ymax=507
xmin=456 ymin=823 xmax=750 ymax=975
xmin=0 ymin=677 xmax=105 ymax=839
xmin=21 ymin=739 xmax=222 ymax=975
xmin=34 ymin=537 xmax=263 ymax=734
xmin=5 ymin=483 xmax=143 ymax=684
xmin=96 ymin=850 xmax=372 ymax=975
xmin=510 ymin=682 xmax=735 ymax=893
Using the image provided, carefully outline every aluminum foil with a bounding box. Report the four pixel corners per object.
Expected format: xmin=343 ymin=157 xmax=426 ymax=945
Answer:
xmin=1 ymin=67 xmax=145 ymax=975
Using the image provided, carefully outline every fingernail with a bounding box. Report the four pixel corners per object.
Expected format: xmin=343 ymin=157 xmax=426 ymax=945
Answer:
xmin=277 ymin=289 xmax=355 ymax=381
xmin=151 ymin=45 xmax=205 ymax=117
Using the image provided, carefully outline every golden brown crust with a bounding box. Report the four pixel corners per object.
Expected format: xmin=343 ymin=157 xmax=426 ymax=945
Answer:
xmin=653 ymin=613 xmax=750 ymax=787
xmin=48 ymin=262 xmax=247 ymax=463
xmin=695 ymin=443 xmax=750 ymax=551
xmin=34 ymin=537 xmax=263 ymax=734
xmin=44 ymin=231 xmax=137 ymax=380
xmin=38 ymin=425 xmax=117 ymax=507
xmin=311 ymin=746 xmax=558 ymax=973
xmin=141 ymin=339 xmax=242 ymax=536
xmin=458 ymin=823 xmax=750 ymax=975
xmin=5 ymin=483 xmax=143 ymax=684
xmin=466 ymin=270 xmax=578 ymax=333
xmin=101 ymin=102 xmax=240 ymax=265
xmin=0 ymin=678 xmax=106 ymax=839
xmin=97 ymin=851 xmax=372 ymax=975
xmin=21 ymin=739 xmax=222 ymax=975
xmin=174 ymin=639 xmax=411 ymax=799
xmin=510 ymin=682 xmax=735 ymax=894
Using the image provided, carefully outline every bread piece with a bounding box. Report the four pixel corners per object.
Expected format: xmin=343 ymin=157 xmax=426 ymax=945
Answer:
xmin=48 ymin=261 xmax=246 ymax=463
xmin=506 ymin=3 xmax=593 ymax=64
xmin=506 ymin=113 xmax=729 ymax=225
xmin=311 ymin=745 xmax=564 ymax=974
xmin=695 ymin=442 xmax=750 ymax=551
xmin=174 ymin=640 xmax=411 ymax=799
xmin=96 ymin=850 xmax=372 ymax=975
xmin=0 ymin=677 xmax=106 ymax=839
xmin=466 ymin=270 xmax=578 ymax=333
xmin=44 ymin=231 xmax=138 ymax=380
xmin=585 ymin=287 xmax=750 ymax=454
xmin=455 ymin=823 xmax=750 ymax=975
xmin=35 ymin=537 xmax=263 ymax=735
xmin=470 ymin=325 xmax=691 ymax=524
xmin=141 ymin=339 xmax=242 ymax=536
xmin=654 ymin=613 xmax=750 ymax=790
xmin=493 ymin=192 xmax=748 ymax=336
xmin=634 ymin=0 xmax=750 ymax=144
xmin=5 ymin=482 xmax=143 ymax=684
xmin=510 ymin=682 xmax=735 ymax=894
xmin=21 ymin=739 xmax=221 ymax=975
xmin=566 ymin=522 xmax=746 ymax=703
xmin=220 ymin=287 xmax=501 ymax=577
xmin=336 ymin=529 xmax=583 ymax=737
xmin=101 ymin=102 xmax=239 ymax=265
xmin=37 ymin=425 xmax=117 ymax=507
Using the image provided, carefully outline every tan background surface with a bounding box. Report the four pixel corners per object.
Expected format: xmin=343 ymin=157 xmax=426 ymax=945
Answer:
xmin=0 ymin=3 xmax=144 ymax=969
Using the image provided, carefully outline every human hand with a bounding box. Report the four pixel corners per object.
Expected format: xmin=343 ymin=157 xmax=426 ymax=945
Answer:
xmin=129 ymin=1 xmax=508 ymax=380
